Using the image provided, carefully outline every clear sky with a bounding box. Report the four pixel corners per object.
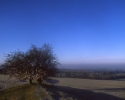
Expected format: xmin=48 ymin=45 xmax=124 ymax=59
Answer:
xmin=0 ymin=0 xmax=125 ymax=65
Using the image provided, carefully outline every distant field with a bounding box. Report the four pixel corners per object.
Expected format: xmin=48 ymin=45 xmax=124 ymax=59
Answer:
xmin=0 ymin=75 xmax=28 ymax=89
xmin=0 ymin=75 xmax=9 ymax=81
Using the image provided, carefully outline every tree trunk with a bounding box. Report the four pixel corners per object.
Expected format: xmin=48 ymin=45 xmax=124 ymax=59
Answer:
xmin=37 ymin=78 xmax=42 ymax=85
xmin=29 ymin=78 xmax=33 ymax=85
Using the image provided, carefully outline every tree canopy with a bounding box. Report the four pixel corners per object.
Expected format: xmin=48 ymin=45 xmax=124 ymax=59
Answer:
xmin=3 ymin=44 xmax=59 ymax=84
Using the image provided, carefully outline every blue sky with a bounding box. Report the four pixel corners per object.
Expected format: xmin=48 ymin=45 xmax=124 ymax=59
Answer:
xmin=0 ymin=0 xmax=125 ymax=65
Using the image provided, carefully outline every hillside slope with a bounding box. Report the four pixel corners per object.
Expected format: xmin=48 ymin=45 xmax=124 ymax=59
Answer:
xmin=0 ymin=76 xmax=125 ymax=100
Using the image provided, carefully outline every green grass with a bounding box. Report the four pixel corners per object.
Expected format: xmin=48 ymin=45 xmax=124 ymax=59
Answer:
xmin=0 ymin=83 xmax=40 ymax=100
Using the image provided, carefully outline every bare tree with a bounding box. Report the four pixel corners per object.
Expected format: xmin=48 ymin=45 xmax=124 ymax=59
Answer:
xmin=3 ymin=44 xmax=59 ymax=84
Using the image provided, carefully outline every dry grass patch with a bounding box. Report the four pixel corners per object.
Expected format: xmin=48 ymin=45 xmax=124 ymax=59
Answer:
xmin=0 ymin=83 xmax=39 ymax=100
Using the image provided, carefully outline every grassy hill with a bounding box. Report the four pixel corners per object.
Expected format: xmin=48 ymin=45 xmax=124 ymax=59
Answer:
xmin=0 ymin=77 xmax=125 ymax=100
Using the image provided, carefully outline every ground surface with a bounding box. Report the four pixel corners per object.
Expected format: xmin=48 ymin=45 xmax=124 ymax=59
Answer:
xmin=45 ymin=77 xmax=125 ymax=100
xmin=0 ymin=75 xmax=125 ymax=100
xmin=0 ymin=75 xmax=28 ymax=90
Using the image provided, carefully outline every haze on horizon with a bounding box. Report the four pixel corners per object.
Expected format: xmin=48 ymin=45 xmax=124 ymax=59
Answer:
xmin=0 ymin=0 xmax=125 ymax=69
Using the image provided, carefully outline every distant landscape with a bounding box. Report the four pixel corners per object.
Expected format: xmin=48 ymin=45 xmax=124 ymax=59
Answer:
xmin=58 ymin=63 xmax=125 ymax=70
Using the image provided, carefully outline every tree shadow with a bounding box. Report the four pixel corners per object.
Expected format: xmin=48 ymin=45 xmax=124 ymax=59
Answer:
xmin=0 ymin=86 xmax=3 ymax=90
xmin=94 ymin=88 xmax=125 ymax=91
xmin=45 ymin=78 xmax=59 ymax=85
xmin=41 ymin=79 xmax=125 ymax=100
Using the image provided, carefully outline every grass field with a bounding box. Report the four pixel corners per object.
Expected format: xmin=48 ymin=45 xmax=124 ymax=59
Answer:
xmin=0 ymin=75 xmax=125 ymax=100
xmin=48 ymin=78 xmax=125 ymax=100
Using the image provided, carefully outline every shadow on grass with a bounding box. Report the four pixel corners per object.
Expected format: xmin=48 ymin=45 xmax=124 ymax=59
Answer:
xmin=41 ymin=79 xmax=125 ymax=100
xmin=94 ymin=88 xmax=125 ymax=91
xmin=45 ymin=78 xmax=59 ymax=85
